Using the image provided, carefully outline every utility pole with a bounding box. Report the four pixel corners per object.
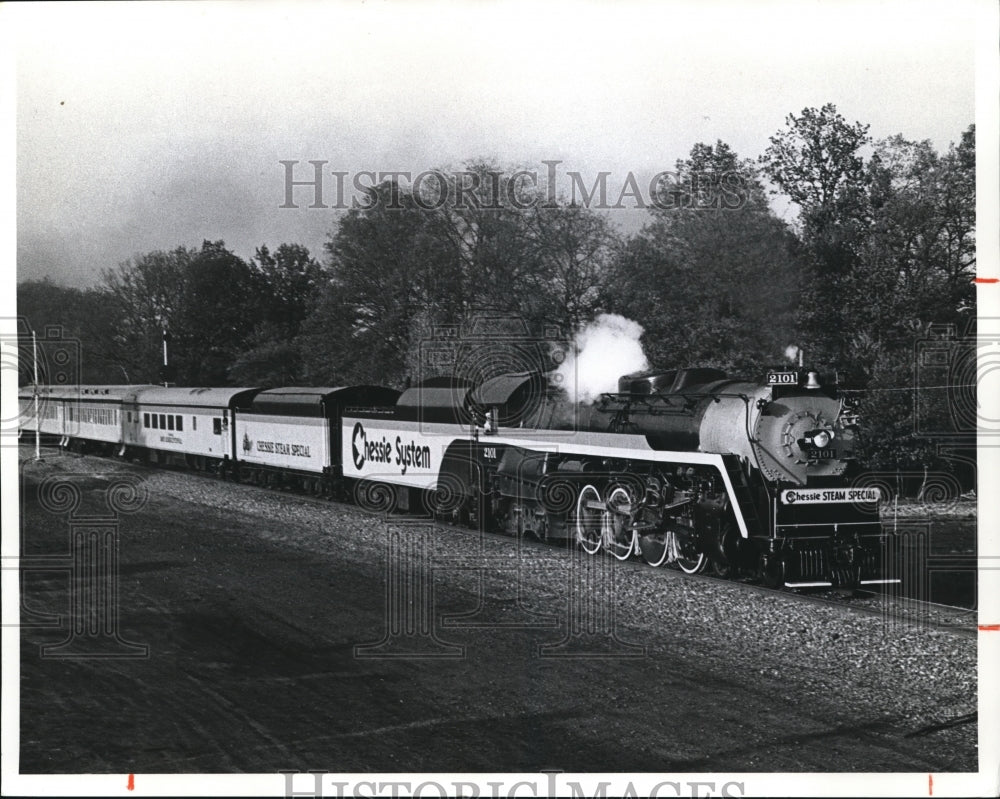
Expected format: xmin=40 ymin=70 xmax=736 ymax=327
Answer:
xmin=162 ymin=330 xmax=171 ymax=387
xmin=32 ymin=329 xmax=40 ymax=460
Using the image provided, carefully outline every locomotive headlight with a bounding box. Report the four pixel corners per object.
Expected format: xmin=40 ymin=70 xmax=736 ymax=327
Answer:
xmin=811 ymin=429 xmax=833 ymax=448
xmin=798 ymin=428 xmax=835 ymax=450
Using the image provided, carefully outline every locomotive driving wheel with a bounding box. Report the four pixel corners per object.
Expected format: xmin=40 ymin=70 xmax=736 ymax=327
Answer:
xmin=575 ymin=484 xmax=603 ymax=555
xmin=676 ymin=551 xmax=708 ymax=574
xmin=710 ymin=522 xmax=740 ymax=578
xmin=675 ymin=533 xmax=708 ymax=574
xmin=603 ymin=485 xmax=635 ymax=560
xmin=639 ymin=533 xmax=669 ymax=567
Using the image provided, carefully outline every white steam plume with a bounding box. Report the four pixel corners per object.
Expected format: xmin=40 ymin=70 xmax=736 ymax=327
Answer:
xmin=555 ymin=314 xmax=649 ymax=404
xmin=784 ymin=345 xmax=802 ymax=366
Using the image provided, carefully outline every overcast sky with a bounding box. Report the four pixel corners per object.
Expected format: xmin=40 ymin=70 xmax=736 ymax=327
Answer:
xmin=4 ymin=0 xmax=989 ymax=288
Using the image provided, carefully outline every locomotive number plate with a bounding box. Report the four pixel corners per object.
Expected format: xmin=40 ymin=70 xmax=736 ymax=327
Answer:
xmin=781 ymin=487 xmax=882 ymax=504
xmin=767 ymin=371 xmax=798 ymax=385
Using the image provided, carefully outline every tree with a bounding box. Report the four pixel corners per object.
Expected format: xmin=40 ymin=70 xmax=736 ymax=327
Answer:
xmin=421 ymin=162 xmax=548 ymax=318
xmin=16 ymin=279 xmax=125 ymax=384
xmin=227 ymin=339 xmax=303 ymax=386
xmin=299 ymin=181 xmax=459 ymax=386
xmin=760 ymin=104 xmax=873 ymax=369
xmin=760 ymin=104 xmax=871 ymax=217
xmin=228 ymin=244 xmax=329 ymax=384
xmin=303 ymin=168 xmax=621 ymax=387
xmin=529 ymin=203 xmax=617 ymax=335
xmin=100 ymin=241 xmax=262 ymax=385
xmin=858 ymin=129 xmax=975 ymax=336
xmin=176 ymin=241 xmax=263 ymax=385
xmin=606 ymin=140 xmax=803 ymax=376
xmin=250 ymin=243 xmax=328 ymax=334
xmin=100 ymin=247 xmax=192 ymax=383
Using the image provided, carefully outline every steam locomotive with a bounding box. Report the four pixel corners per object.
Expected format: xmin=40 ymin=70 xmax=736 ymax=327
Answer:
xmin=343 ymin=366 xmax=892 ymax=589
xmin=19 ymin=365 xmax=895 ymax=589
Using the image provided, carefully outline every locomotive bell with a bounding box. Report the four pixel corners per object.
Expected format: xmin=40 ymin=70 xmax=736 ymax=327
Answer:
xmin=804 ymin=371 xmax=822 ymax=390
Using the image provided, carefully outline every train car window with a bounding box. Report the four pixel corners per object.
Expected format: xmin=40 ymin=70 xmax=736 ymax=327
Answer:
xmin=144 ymin=413 xmax=149 ymax=428
xmin=159 ymin=414 xmax=166 ymax=429
xmin=193 ymin=416 xmax=197 ymax=431
xmin=176 ymin=415 xmax=183 ymax=431
xmin=152 ymin=414 xmax=158 ymax=429
xmin=213 ymin=418 xmax=222 ymax=435
xmin=167 ymin=415 xmax=174 ymax=431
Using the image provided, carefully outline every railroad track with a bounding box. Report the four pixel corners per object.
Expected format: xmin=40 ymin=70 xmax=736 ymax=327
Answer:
xmin=26 ymin=443 xmax=979 ymax=639
xmin=500 ymin=527 xmax=980 ymax=639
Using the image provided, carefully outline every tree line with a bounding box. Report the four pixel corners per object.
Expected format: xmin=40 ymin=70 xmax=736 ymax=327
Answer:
xmin=18 ymin=104 xmax=976 ymax=478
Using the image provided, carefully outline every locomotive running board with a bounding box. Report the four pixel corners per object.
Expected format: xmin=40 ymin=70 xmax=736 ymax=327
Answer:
xmin=860 ymin=579 xmax=901 ymax=585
